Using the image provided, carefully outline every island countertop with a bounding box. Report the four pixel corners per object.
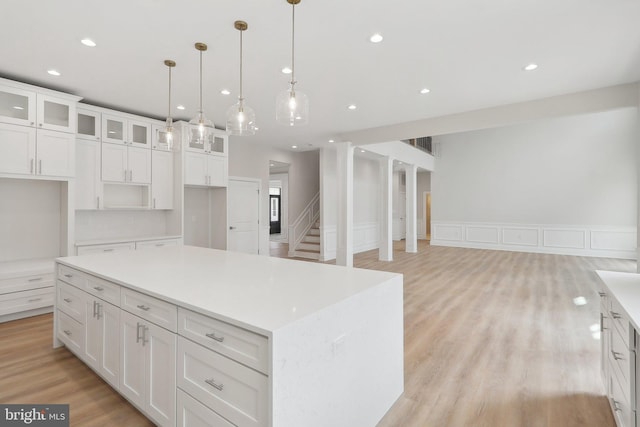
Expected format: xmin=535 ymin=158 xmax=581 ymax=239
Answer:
xmin=56 ymin=245 xmax=402 ymax=335
xmin=597 ymin=270 xmax=640 ymax=332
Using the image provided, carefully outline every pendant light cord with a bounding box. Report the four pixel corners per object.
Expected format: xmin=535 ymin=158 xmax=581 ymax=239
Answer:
xmin=290 ymin=2 xmax=296 ymax=87
xmin=167 ymin=65 xmax=172 ymax=120
xmin=239 ymin=30 xmax=244 ymax=101
xmin=199 ymin=50 xmax=203 ymax=114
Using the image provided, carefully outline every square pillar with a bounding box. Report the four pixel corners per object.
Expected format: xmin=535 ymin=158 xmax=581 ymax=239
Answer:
xmin=405 ymin=164 xmax=418 ymax=253
xmin=336 ymin=142 xmax=354 ymax=267
xmin=379 ymin=156 xmax=393 ymax=261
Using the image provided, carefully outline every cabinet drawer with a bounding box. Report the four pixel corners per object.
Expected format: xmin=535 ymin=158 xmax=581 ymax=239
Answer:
xmin=609 ymin=325 xmax=635 ymax=403
xmin=609 ymin=364 xmax=633 ymax=427
xmin=177 ymin=337 xmax=268 ymax=427
xmin=85 ymin=275 xmax=120 ymax=306
xmin=609 ymin=298 xmax=631 ymax=348
xmin=178 ymin=308 xmax=268 ymax=374
xmin=77 ymin=242 xmax=135 ymax=256
xmin=57 ymin=264 xmax=88 ymax=289
xmin=0 ymin=272 xmax=53 ymax=294
xmin=56 ymin=281 xmax=85 ymax=323
xmin=136 ymin=239 xmax=180 ymax=250
xmin=121 ymin=288 xmax=177 ymax=332
xmin=57 ymin=309 xmax=84 ymax=356
xmin=177 ymin=389 xmax=235 ymax=427
xmin=0 ymin=287 xmax=53 ymax=316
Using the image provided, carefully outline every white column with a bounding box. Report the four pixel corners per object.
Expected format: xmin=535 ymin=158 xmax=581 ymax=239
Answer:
xmin=405 ymin=164 xmax=418 ymax=253
xmin=379 ymin=156 xmax=393 ymax=261
xmin=336 ymin=142 xmax=354 ymax=267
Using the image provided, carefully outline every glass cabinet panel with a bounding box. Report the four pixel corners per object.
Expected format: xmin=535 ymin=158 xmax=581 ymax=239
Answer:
xmin=188 ymin=127 xmax=206 ymax=151
xmin=102 ymin=115 xmax=126 ymax=144
xmin=107 ymin=119 xmax=124 ymax=140
xmin=37 ymin=94 xmax=75 ymax=132
xmin=130 ymin=122 xmax=149 ymax=147
xmin=210 ymin=135 xmax=225 ymax=154
xmin=0 ymin=86 xmax=35 ymax=126
xmin=77 ymin=110 xmax=101 ymax=140
xmin=43 ymin=100 xmax=70 ymax=128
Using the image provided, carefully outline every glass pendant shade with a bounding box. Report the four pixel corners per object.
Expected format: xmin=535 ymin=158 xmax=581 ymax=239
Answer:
xmin=226 ymin=99 xmax=256 ymax=135
xmin=276 ymin=86 xmax=309 ymax=126
xmin=189 ymin=43 xmax=214 ymax=149
xmin=163 ymin=59 xmax=179 ymax=151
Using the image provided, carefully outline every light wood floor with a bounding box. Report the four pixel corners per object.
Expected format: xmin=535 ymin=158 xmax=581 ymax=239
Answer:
xmin=0 ymin=241 xmax=635 ymax=426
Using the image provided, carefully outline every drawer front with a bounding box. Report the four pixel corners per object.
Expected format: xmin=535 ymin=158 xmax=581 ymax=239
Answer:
xmin=177 ymin=337 xmax=268 ymax=427
xmin=177 ymin=389 xmax=235 ymax=427
xmin=77 ymin=242 xmax=136 ymax=256
xmin=121 ymin=288 xmax=177 ymax=332
xmin=56 ymin=281 xmax=86 ymax=323
xmin=610 ymin=298 xmax=631 ymax=349
xmin=57 ymin=309 xmax=84 ymax=355
xmin=84 ymin=275 xmax=120 ymax=306
xmin=136 ymin=239 xmax=180 ymax=250
xmin=0 ymin=272 xmax=54 ymax=294
xmin=609 ymin=365 xmax=633 ymax=427
xmin=179 ymin=308 xmax=268 ymax=374
xmin=0 ymin=287 xmax=54 ymax=316
xmin=609 ymin=325 xmax=635 ymax=403
xmin=57 ymin=264 xmax=88 ymax=289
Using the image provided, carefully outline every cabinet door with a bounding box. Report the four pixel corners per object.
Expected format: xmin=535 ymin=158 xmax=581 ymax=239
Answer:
xmin=209 ymin=133 xmax=227 ymax=155
xmin=152 ymin=124 xmax=173 ymax=151
xmin=101 ymin=301 xmax=120 ymax=388
xmin=208 ymin=156 xmax=227 ymax=187
xmin=77 ymin=108 xmax=101 ymax=141
xmin=0 ymin=122 xmax=35 ymax=175
xmin=146 ymin=322 xmax=177 ymax=427
xmin=152 ymin=150 xmax=173 ymax=209
xmin=36 ymin=94 xmax=76 ymax=133
xmin=129 ymin=120 xmax=151 ymax=149
xmin=102 ymin=143 xmax=127 ymax=182
xmin=36 ymin=129 xmax=75 ymax=177
xmin=185 ymin=152 xmax=207 ymax=186
xmin=102 ymin=114 xmax=127 ymax=145
xmin=0 ymin=85 xmax=36 ymax=127
xmin=120 ymin=310 xmax=146 ymax=409
xmin=76 ymin=139 xmax=102 ymax=209
xmin=84 ymin=298 xmax=102 ymax=372
xmin=128 ymin=146 xmax=152 ymax=184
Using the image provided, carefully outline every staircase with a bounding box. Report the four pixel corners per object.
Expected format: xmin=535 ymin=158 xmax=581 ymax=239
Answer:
xmin=293 ymin=221 xmax=321 ymax=260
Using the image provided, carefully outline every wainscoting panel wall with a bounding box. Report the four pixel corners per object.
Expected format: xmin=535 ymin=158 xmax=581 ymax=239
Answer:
xmin=321 ymin=222 xmax=379 ymax=261
xmin=431 ymin=221 xmax=636 ymax=259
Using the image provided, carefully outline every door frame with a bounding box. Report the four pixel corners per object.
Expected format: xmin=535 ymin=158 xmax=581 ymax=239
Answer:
xmin=228 ymin=176 xmax=263 ymax=254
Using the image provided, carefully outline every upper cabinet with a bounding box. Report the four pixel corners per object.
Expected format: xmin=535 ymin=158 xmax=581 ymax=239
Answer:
xmin=102 ymin=114 xmax=151 ymax=148
xmin=0 ymin=85 xmax=36 ymax=127
xmin=77 ymin=108 xmax=101 ymax=141
xmin=36 ymin=94 xmax=76 ymax=134
xmin=183 ymin=124 xmax=228 ymax=156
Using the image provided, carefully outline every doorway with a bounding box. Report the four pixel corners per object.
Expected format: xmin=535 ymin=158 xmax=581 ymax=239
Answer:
xmin=269 ymin=188 xmax=282 ymax=234
xmin=227 ymin=178 xmax=260 ymax=255
xmin=424 ymin=192 xmax=431 ymax=240
xmin=269 ymin=161 xmax=290 ymax=243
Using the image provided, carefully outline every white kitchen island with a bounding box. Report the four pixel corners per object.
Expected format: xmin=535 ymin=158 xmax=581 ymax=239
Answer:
xmin=53 ymin=245 xmax=404 ymax=427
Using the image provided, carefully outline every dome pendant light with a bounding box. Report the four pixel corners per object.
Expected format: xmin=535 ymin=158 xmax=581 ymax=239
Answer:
xmin=163 ymin=59 xmax=177 ymax=151
xmin=189 ymin=43 xmax=214 ymax=148
xmin=226 ymin=20 xmax=256 ymax=135
xmin=276 ymin=0 xmax=309 ymax=126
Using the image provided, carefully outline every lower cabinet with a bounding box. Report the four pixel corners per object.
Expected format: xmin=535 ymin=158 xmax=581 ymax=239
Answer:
xmin=85 ymin=296 xmax=119 ymax=388
xmin=0 ymin=259 xmax=54 ymax=322
xmin=177 ymin=389 xmax=235 ymax=427
xmin=120 ymin=309 xmax=176 ymax=427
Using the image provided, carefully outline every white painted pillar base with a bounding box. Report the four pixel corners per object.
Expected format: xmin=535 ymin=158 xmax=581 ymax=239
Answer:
xmin=379 ymin=156 xmax=393 ymax=261
xmin=336 ymin=142 xmax=354 ymax=267
xmin=405 ymin=164 xmax=418 ymax=253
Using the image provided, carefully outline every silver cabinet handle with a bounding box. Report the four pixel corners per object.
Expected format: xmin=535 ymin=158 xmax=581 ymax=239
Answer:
xmin=136 ymin=322 xmax=143 ymax=343
xmin=155 ymin=243 xmax=165 ymax=247
xmin=63 ymin=330 xmax=72 ymax=336
xmin=97 ymin=196 xmax=100 ymax=209
xmin=612 ymin=399 xmax=622 ymax=412
xmin=30 ymin=159 xmax=34 ymax=174
xmin=136 ymin=304 xmax=151 ymax=311
xmin=153 ymin=198 xmax=156 ymax=209
xmin=96 ymin=302 xmax=102 ymax=320
xmin=93 ymin=286 xmax=104 ymax=291
xmin=102 ymin=249 xmax=114 ymax=252
xmin=38 ymin=159 xmax=42 ymax=174
xmin=598 ymin=291 xmax=606 ymax=297
xmin=611 ymin=350 xmax=624 ymax=361
xmin=129 ymin=170 xmax=133 ymax=182
xmin=229 ymin=226 xmax=236 ymax=230
xmin=39 ymin=123 xmax=43 ymax=127
xmin=141 ymin=325 xmax=148 ymax=346
xmin=28 ymin=298 xmax=42 ymax=302
xmin=205 ymin=379 xmax=224 ymax=391
xmin=28 ymin=277 xmax=43 ymax=282
xmin=64 ymin=274 xmax=73 ymax=278
xmin=205 ymin=332 xmax=225 ymax=343
xmin=124 ymin=169 xmax=127 ymax=181
xmin=92 ymin=300 xmax=98 ymax=318
xmin=610 ymin=311 xmax=622 ymax=320
xmin=63 ymin=298 xmax=72 ymax=303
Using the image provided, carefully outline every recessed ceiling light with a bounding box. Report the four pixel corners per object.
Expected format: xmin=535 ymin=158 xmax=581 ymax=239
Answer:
xmin=420 ymin=88 xmax=430 ymax=94
xmin=254 ymin=127 xmax=259 ymax=130
xmin=370 ymin=33 xmax=383 ymax=43
xmin=399 ymin=161 xmax=403 ymax=165
xmin=523 ymin=63 xmax=538 ymax=71
xmin=13 ymin=106 xmax=24 ymax=110
xmin=291 ymin=145 xmax=297 ymax=149
xmin=81 ymin=38 xmax=96 ymax=47
xmin=347 ymin=104 xmax=357 ymax=110
xmin=176 ymin=105 xmax=185 ymax=110
xmin=47 ymin=69 xmax=61 ymax=76
xmin=328 ymin=139 xmax=335 ymax=143
xmin=220 ymin=89 xmax=231 ymax=95
xmin=360 ymin=149 xmax=365 ymax=153
xmin=270 ymin=163 xmax=275 ymax=167
xmin=281 ymin=67 xmax=292 ymax=74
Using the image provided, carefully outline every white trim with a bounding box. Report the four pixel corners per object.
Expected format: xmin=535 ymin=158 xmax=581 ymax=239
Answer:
xmin=431 ymin=221 xmax=636 ymax=259
xmin=321 ymin=222 xmax=379 ymax=261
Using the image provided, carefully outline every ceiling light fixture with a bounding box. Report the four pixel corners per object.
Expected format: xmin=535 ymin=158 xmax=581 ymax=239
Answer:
xmin=177 ymin=105 xmax=185 ymax=110
xmin=328 ymin=139 xmax=335 ymax=143
xmin=227 ymin=20 xmax=256 ymax=136
xmin=281 ymin=67 xmax=292 ymax=74
xmin=523 ymin=63 xmax=538 ymax=71
xmin=420 ymin=88 xmax=430 ymax=94
xmin=163 ymin=59 xmax=176 ymax=150
xmin=81 ymin=38 xmax=96 ymax=47
xmin=276 ymin=0 xmax=309 ymax=126
xmin=220 ymin=89 xmax=231 ymax=95
xmin=348 ymin=104 xmax=357 ymax=110
xmin=189 ymin=43 xmax=214 ymax=146
xmin=370 ymin=33 xmax=383 ymax=43
xmin=291 ymin=145 xmax=297 ymax=149
xmin=47 ymin=69 xmax=60 ymax=76
xmin=13 ymin=106 xmax=24 ymax=110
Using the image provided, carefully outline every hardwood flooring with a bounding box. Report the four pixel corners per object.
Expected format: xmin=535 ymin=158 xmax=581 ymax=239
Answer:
xmin=0 ymin=241 xmax=635 ymax=426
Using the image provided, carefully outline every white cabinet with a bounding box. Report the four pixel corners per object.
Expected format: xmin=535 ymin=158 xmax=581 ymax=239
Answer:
xmin=102 ymin=143 xmax=151 ymax=184
xmin=76 ymin=242 xmax=136 ymax=256
xmin=102 ymin=114 xmax=151 ymax=148
xmin=0 ymin=258 xmax=54 ymax=322
xmin=177 ymin=389 xmax=235 ymax=427
xmin=120 ymin=309 xmax=176 ymax=427
xmin=0 ymin=123 xmax=74 ymax=178
xmin=152 ymin=124 xmax=173 ymax=151
xmin=0 ymin=85 xmax=36 ymax=127
xmin=185 ymin=152 xmax=227 ymax=187
xmin=76 ymin=139 xmax=102 ymax=209
xmin=152 ymin=150 xmax=174 ymax=209
xmin=36 ymin=93 xmax=76 ymax=134
xmin=85 ymin=296 xmax=120 ymax=388
xmin=77 ymin=108 xmax=101 ymax=141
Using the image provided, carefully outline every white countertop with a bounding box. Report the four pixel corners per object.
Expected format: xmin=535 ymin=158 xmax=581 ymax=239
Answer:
xmin=57 ymin=245 xmax=402 ymax=335
xmin=75 ymin=235 xmax=182 ymax=247
xmin=597 ymin=270 xmax=640 ymax=331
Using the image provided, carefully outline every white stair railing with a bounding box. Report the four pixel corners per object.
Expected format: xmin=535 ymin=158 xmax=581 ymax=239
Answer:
xmin=288 ymin=192 xmax=320 ymax=251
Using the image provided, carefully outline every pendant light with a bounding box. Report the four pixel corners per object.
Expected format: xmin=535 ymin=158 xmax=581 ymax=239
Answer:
xmin=189 ymin=43 xmax=214 ymax=148
xmin=163 ymin=59 xmax=177 ymax=150
xmin=226 ymin=20 xmax=256 ymax=135
xmin=276 ymin=0 xmax=309 ymax=126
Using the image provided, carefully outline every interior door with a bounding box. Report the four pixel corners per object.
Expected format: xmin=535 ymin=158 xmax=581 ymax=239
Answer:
xmin=228 ymin=179 xmax=260 ymax=254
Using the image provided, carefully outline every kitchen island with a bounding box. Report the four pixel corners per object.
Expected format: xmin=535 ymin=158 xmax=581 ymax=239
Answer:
xmin=54 ymin=245 xmax=404 ymax=427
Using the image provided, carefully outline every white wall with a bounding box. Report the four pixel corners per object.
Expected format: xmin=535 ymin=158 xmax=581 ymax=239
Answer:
xmin=75 ymin=210 xmax=170 ymax=242
xmin=431 ymin=107 xmax=638 ymax=258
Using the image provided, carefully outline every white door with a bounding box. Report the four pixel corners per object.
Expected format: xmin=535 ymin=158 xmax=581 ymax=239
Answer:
xmin=0 ymin=122 xmax=35 ymax=175
xmin=228 ymin=179 xmax=260 ymax=255
xmin=36 ymin=129 xmax=75 ymax=177
xmin=128 ymin=146 xmax=151 ymax=184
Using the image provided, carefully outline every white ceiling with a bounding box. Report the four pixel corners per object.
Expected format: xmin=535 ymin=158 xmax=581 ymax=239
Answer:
xmin=2 ymin=0 xmax=639 ymax=151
